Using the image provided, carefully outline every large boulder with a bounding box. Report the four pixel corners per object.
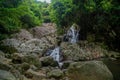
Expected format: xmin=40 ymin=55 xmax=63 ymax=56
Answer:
xmin=0 ymin=61 xmax=12 ymax=71
xmin=47 ymin=69 xmax=63 ymax=79
xmin=31 ymin=23 xmax=56 ymax=38
xmin=12 ymin=53 xmax=42 ymax=69
xmin=25 ymin=69 xmax=46 ymax=80
xmin=0 ymin=70 xmax=16 ymax=80
xmin=1 ymin=24 xmax=57 ymax=55
xmin=67 ymin=61 xmax=113 ymax=80
xmin=40 ymin=56 xmax=58 ymax=67
xmin=61 ymin=42 xmax=105 ymax=61
xmin=14 ymin=29 xmax=33 ymax=41
xmin=0 ymin=51 xmax=12 ymax=71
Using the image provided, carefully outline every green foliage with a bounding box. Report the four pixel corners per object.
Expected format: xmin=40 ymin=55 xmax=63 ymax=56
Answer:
xmin=50 ymin=0 xmax=120 ymax=51
xmin=0 ymin=0 xmax=42 ymax=40
xmin=41 ymin=2 xmax=51 ymax=23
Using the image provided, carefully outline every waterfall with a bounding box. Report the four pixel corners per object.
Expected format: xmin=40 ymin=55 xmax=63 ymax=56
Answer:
xmin=49 ymin=47 xmax=60 ymax=62
xmin=47 ymin=47 xmax=63 ymax=67
xmin=46 ymin=24 xmax=80 ymax=68
xmin=67 ymin=25 xmax=79 ymax=43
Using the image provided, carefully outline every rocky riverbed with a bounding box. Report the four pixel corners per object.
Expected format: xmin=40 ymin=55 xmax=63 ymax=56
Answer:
xmin=0 ymin=23 xmax=119 ymax=80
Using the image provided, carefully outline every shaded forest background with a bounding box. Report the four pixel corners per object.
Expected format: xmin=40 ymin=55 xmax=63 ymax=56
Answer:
xmin=0 ymin=0 xmax=120 ymax=52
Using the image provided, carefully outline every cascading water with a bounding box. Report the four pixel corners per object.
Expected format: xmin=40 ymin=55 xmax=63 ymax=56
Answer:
xmin=66 ymin=25 xmax=79 ymax=43
xmin=46 ymin=24 xmax=79 ymax=68
xmin=47 ymin=47 xmax=63 ymax=67
xmin=49 ymin=47 xmax=60 ymax=62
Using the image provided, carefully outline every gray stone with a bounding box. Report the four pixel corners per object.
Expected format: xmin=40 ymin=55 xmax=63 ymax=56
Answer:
xmin=25 ymin=69 xmax=46 ymax=80
xmin=40 ymin=56 xmax=58 ymax=67
xmin=23 ymin=55 xmax=42 ymax=69
xmin=67 ymin=61 xmax=113 ymax=80
xmin=0 ymin=70 xmax=16 ymax=80
xmin=0 ymin=61 xmax=12 ymax=71
xmin=47 ymin=69 xmax=63 ymax=78
xmin=61 ymin=42 xmax=105 ymax=61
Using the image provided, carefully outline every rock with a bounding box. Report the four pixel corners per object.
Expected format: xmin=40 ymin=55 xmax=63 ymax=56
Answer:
xmin=47 ymin=69 xmax=63 ymax=79
xmin=10 ymin=69 xmax=22 ymax=80
xmin=0 ymin=70 xmax=16 ymax=80
xmin=62 ymin=61 xmax=73 ymax=69
xmin=40 ymin=56 xmax=58 ymax=67
xmin=20 ymin=75 xmax=32 ymax=80
xmin=23 ymin=54 xmax=42 ymax=69
xmin=14 ymin=29 xmax=33 ymax=41
xmin=0 ymin=39 xmax=21 ymax=54
xmin=0 ymin=61 xmax=12 ymax=71
xmin=21 ymin=62 xmax=30 ymax=73
xmin=31 ymin=24 xmax=56 ymax=39
xmin=61 ymin=42 xmax=105 ymax=61
xmin=25 ymin=69 xmax=46 ymax=80
xmin=12 ymin=53 xmax=41 ymax=68
xmin=30 ymin=65 xmax=38 ymax=71
xmin=12 ymin=53 xmax=24 ymax=64
xmin=0 ymin=52 xmax=13 ymax=71
xmin=106 ymin=51 xmax=120 ymax=59
xmin=67 ymin=61 xmax=113 ymax=80
xmin=0 ymin=50 xmax=5 ymax=58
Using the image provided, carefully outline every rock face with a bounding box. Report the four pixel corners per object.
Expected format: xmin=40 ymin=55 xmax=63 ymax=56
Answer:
xmin=67 ymin=61 xmax=113 ymax=80
xmin=1 ymin=23 xmax=57 ymax=54
xmin=0 ymin=70 xmax=16 ymax=80
xmin=61 ymin=42 xmax=106 ymax=61
xmin=31 ymin=23 xmax=56 ymax=39
xmin=0 ymin=23 xmax=117 ymax=80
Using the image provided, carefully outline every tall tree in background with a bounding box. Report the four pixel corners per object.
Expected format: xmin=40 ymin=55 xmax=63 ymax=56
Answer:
xmin=50 ymin=0 xmax=120 ymax=51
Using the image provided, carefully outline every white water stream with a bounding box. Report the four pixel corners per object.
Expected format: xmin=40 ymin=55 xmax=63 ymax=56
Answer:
xmin=67 ymin=25 xmax=79 ymax=43
xmin=46 ymin=24 xmax=79 ymax=67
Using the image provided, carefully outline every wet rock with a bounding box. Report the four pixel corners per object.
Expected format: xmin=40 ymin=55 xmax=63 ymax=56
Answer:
xmin=0 ymin=70 xmax=16 ymax=80
xmin=67 ymin=61 xmax=113 ymax=80
xmin=47 ymin=69 xmax=63 ymax=79
xmin=40 ymin=56 xmax=58 ymax=67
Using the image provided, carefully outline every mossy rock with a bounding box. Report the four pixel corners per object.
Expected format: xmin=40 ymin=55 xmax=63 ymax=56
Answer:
xmin=47 ymin=69 xmax=63 ymax=79
xmin=67 ymin=61 xmax=113 ymax=80
xmin=0 ymin=45 xmax=18 ymax=54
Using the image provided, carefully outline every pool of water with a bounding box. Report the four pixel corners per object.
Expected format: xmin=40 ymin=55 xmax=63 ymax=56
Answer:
xmin=102 ymin=58 xmax=120 ymax=80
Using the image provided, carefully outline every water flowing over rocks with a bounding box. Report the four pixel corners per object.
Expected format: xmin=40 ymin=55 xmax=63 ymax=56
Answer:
xmin=0 ymin=23 xmax=118 ymax=80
